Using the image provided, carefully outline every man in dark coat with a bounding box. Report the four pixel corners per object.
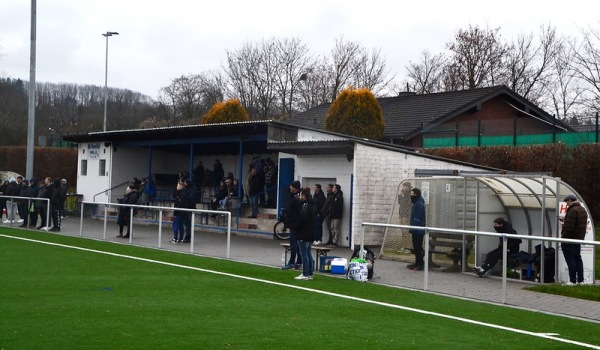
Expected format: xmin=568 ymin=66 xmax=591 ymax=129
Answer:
xmin=116 ymin=185 xmax=139 ymax=238
xmin=407 ymin=188 xmax=426 ymax=271
xmin=472 ymin=217 xmax=521 ymax=277
xmin=282 ymin=180 xmax=302 ymax=270
xmin=321 ymin=184 xmax=335 ymax=246
xmin=312 ymin=184 xmax=326 ymax=245
xmin=328 ymin=184 xmax=343 ymax=248
xmin=4 ymin=178 xmax=20 ymax=222
xmin=49 ymin=178 xmax=66 ymax=232
xmin=560 ymin=194 xmax=588 ymax=284
xmin=293 ymin=188 xmax=317 ymax=280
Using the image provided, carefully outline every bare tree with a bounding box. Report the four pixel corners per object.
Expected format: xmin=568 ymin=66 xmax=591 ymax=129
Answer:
xmin=503 ymin=26 xmax=563 ymax=107
xmin=446 ymin=25 xmax=509 ymax=89
xmin=296 ymin=58 xmax=333 ymax=112
xmin=352 ymin=47 xmax=395 ymax=95
xmin=570 ymin=26 xmax=600 ymax=113
xmin=157 ymin=72 xmax=224 ymax=124
xmin=329 ymin=37 xmax=361 ymax=101
xmin=542 ymin=34 xmax=584 ymax=120
xmin=226 ymin=40 xmax=277 ymax=120
xmin=272 ymin=37 xmax=311 ymax=119
xmin=405 ymin=50 xmax=446 ymax=94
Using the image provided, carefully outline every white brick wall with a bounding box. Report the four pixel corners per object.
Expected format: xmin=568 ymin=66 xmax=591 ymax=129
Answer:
xmin=350 ymin=143 xmax=481 ymax=247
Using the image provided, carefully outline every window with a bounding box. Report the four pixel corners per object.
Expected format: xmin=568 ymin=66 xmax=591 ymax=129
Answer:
xmin=99 ymin=159 xmax=106 ymax=176
xmin=81 ymin=160 xmax=87 ymax=176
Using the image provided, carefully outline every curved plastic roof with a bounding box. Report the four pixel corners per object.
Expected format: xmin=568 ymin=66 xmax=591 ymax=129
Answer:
xmin=474 ymin=175 xmax=582 ymax=236
xmin=404 ymin=174 xmax=589 ymax=238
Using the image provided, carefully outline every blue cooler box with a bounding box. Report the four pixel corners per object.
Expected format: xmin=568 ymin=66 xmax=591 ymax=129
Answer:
xmin=330 ymin=258 xmax=347 ymax=274
xmin=319 ymin=255 xmax=341 ymax=272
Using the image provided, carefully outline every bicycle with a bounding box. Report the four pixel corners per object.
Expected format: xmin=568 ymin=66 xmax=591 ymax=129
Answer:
xmin=273 ymin=208 xmax=290 ymax=240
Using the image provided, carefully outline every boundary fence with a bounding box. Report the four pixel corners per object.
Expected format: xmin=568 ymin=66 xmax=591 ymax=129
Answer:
xmin=359 ymin=222 xmax=598 ymax=304
xmin=79 ymin=201 xmax=232 ymax=258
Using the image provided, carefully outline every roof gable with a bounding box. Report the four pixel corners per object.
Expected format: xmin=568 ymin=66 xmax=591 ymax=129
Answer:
xmin=287 ymin=85 xmax=569 ymax=142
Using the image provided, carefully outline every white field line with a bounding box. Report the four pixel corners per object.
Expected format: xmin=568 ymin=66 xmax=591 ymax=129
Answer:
xmin=3 ymin=234 xmax=599 ymax=350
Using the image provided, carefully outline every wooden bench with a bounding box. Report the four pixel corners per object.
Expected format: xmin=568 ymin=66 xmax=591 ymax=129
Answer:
xmin=428 ymin=232 xmax=475 ymax=271
xmin=280 ymin=243 xmax=332 ymax=270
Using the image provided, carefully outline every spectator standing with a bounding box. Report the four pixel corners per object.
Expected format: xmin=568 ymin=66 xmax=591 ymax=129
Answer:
xmin=247 ymin=166 xmax=261 ymax=218
xmin=407 ymin=188 xmax=426 ymax=271
xmin=294 ymin=188 xmax=317 ymax=280
xmin=560 ymin=194 xmax=588 ymax=285
xmin=116 ymin=185 xmax=139 ymax=238
xmin=50 ymin=178 xmax=66 ymax=232
xmin=0 ymin=180 xmax=8 ymax=222
xmin=321 ymin=184 xmax=335 ymax=246
xmin=4 ymin=178 xmax=20 ymax=223
xmin=328 ymin=184 xmax=343 ymax=248
xmin=18 ymin=179 xmax=30 ymax=227
xmin=170 ymin=182 xmax=187 ymax=244
xmin=472 ymin=218 xmax=521 ymax=277
xmin=282 ymin=180 xmax=303 ymax=270
xmin=181 ymin=179 xmax=196 ymax=243
xmin=15 ymin=176 xmax=25 ymax=223
xmin=312 ymin=184 xmax=326 ymax=245
xmin=41 ymin=177 xmax=55 ymax=231
xmin=264 ymin=158 xmax=277 ymax=208
xmin=36 ymin=181 xmax=48 ymax=229
xmin=59 ymin=179 xmax=68 ymax=219
xmin=27 ymin=178 xmax=40 ymax=228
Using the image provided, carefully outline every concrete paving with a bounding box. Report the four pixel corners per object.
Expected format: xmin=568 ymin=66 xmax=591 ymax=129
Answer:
xmin=7 ymin=215 xmax=600 ymax=324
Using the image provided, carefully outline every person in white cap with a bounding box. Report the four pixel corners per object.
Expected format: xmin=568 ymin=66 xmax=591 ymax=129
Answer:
xmin=560 ymin=194 xmax=588 ymax=285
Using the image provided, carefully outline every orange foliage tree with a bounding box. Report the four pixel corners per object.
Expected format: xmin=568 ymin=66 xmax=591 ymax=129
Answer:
xmin=202 ymin=99 xmax=250 ymax=124
xmin=325 ymin=86 xmax=384 ymax=140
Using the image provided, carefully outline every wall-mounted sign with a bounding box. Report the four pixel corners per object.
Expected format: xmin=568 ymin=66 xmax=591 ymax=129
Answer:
xmin=88 ymin=143 xmax=100 ymax=159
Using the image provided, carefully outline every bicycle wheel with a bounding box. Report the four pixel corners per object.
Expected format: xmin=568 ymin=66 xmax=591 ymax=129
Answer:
xmin=273 ymin=221 xmax=290 ymax=240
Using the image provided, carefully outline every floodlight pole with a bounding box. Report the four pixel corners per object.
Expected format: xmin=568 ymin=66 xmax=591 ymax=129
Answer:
xmin=102 ymin=31 xmax=119 ymax=132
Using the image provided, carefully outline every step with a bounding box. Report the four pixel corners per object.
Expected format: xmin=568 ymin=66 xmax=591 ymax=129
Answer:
xmin=257 ymin=212 xmax=277 ymax=220
xmin=238 ymin=223 xmax=258 ymax=230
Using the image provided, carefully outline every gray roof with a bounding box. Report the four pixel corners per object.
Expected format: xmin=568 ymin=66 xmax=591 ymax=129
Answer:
xmin=287 ymin=85 xmax=570 ymax=142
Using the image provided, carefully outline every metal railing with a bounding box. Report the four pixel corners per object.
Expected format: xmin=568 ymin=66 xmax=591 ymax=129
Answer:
xmin=79 ymin=201 xmax=232 ymax=258
xmin=92 ymin=181 xmax=129 ymax=202
xmin=359 ymin=222 xmax=599 ymax=304
xmin=1 ymin=195 xmax=50 ymax=229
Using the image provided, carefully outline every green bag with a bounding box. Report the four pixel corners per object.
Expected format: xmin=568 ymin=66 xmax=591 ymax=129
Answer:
xmin=29 ymin=202 xmax=36 ymax=213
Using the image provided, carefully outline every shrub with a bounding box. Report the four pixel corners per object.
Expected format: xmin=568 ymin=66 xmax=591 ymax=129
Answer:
xmin=202 ymin=99 xmax=249 ymax=124
xmin=325 ymin=87 xmax=384 ymax=140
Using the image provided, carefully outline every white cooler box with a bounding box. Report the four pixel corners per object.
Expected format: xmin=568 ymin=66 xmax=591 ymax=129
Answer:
xmin=330 ymin=258 xmax=347 ymax=274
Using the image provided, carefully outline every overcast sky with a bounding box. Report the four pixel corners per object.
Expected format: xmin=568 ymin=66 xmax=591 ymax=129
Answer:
xmin=1 ymin=0 xmax=598 ymax=99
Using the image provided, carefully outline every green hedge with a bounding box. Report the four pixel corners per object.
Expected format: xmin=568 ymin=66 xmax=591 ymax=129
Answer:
xmin=0 ymin=146 xmax=77 ymax=189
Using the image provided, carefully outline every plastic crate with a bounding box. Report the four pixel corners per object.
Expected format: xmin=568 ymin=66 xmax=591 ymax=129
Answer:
xmin=319 ymin=255 xmax=341 ymax=272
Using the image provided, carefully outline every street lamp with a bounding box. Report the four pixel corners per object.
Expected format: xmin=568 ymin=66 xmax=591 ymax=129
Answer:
xmin=102 ymin=31 xmax=119 ymax=132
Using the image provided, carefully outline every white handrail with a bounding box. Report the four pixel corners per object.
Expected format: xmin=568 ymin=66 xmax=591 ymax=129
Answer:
xmin=0 ymin=195 xmax=51 ymax=230
xmin=80 ymin=201 xmax=232 ymax=258
xmin=361 ymin=222 xmax=598 ymax=304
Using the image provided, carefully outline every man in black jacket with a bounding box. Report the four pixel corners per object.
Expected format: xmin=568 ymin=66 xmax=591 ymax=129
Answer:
xmin=282 ymin=180 xmax=302 ymax=270
xmin=312 ymin=184 xmax=326 ymax=245
xmin=50 ymin=178 xmax=66 ymax=232
xmin=560 ymin=194 xmax=588 ymax=284
xmin=294 ymin=188 xmax=317 ymax=280
xmin=472 ymin=217 xmax=521 ymax=277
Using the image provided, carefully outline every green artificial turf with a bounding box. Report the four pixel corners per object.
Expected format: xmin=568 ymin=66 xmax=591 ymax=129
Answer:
xmin=1 ymin=230 xmax=599 ymax=349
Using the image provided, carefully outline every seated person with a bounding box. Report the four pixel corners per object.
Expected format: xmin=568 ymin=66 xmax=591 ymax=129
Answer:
xmin=219 ymin=178 xmax=241 ymax=210
xmin=472 ymin=217 xmax=522 ymax=277
xmin=211 ymin=179 xmax=228 ymax=216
